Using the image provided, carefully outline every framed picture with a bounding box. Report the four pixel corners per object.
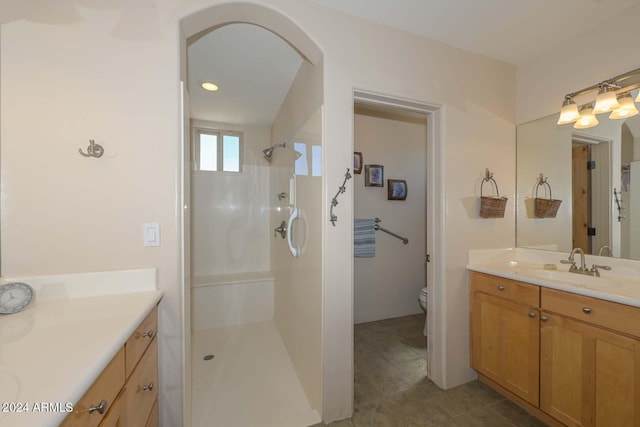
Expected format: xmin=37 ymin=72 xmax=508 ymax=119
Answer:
xmin=365 ymin=164 xmax=384 ymax=187
xmin=354 ymin=152 xmax=363 ymax=174
xmin=388 ymin=179 xmax=407 ymax=200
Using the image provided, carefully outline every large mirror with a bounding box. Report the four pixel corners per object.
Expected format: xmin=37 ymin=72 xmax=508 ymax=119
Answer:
xmin=517 ymin=100 xmax=640 ymax=260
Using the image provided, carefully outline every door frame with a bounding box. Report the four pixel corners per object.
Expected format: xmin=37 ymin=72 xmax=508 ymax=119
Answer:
xmin=352 ymin=90 xmax=446 ymax=387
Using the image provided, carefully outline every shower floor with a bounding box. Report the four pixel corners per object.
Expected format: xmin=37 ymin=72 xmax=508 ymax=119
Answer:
xmin=191 ymin=320 xmax=321 ymax=427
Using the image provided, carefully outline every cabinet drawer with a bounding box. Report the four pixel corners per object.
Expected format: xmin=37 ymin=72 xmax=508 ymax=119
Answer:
xmin=125 ymin=337 xmax=158 ymax=427
xmin=125 ymin=306 xmax=158 ymax=378
xmin=62 ymin=348 xmax=125 ymax=427
xmin=542 ymin=287 xmax=640 ymax=338
xmin=470 ymin=272 xmax=539 ymax=307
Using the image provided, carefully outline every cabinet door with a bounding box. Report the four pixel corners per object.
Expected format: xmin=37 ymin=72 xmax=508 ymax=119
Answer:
xmin=541 ymin=312 xmax=640 ymax=427
xmin=471 ymin=292 xmax=540 ymax=405
xmin=125 ymin=338 xmax=158 ymax=427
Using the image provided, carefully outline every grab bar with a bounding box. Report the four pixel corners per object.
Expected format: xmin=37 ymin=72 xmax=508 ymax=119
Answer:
xmin=374 ymin=218 xmax=409 ymax=244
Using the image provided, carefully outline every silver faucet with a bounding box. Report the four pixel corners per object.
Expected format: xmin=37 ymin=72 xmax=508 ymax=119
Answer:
xmin=598 ymin=245 xmax=612 ymax=257
xmin=561 ymin=248 xmax=587 ymax=272
xmin=561 ymin=247 xmax=611 ymax=277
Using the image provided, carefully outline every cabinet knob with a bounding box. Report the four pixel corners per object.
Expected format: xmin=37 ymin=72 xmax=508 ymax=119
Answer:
xmin=528 ymin=312 xmax=536 ymax=318
xmin=139 ymin=382 xmax=154 ymax=392
xmin=582 ymin=307 xmax=592 ymax=314
xmin=497 ymin=285 xmax=505 ymax=291
xmin=86 ymin=399 xmax=108 ymax=415
xmin=540 ymin=315 xmax=548 ymax=322
xmin=142 ymin=329 xmax=154 ymax=339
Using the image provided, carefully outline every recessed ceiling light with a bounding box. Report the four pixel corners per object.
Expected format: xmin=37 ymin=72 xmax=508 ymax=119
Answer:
xmin=201 ymin=82 xmax=219 ymax=91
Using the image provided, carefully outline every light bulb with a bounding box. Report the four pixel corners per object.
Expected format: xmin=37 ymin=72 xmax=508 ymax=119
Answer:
xmin=201 ymin=82 xmax=219 ymax=91
xmin=593 ymin=85 xmax=620 ymax=114
xmin=610 ymin=92 xmax=639 ymax=119
xmin=574 ymin=105 xmax=599 ymax=129
xmin=557 ymin=98 xmax=580 ymax=124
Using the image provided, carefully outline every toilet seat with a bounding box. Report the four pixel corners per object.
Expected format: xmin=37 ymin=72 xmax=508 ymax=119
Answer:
xmin=418 ymin=287 xmax=428 ymax=311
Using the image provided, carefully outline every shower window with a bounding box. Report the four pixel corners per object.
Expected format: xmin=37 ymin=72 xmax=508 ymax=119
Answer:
xmin=194 ymin=128 xmax=243 ymax=172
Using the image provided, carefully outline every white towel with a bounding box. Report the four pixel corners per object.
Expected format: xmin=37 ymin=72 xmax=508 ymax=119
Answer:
xmin=354 ymin=218 xmax=375 ymax=257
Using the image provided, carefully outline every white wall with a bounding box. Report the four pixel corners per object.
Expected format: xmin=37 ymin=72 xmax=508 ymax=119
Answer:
xmin=190 ymin=120 xmax=271 ymax=277
xmin=1 ymin=1 xmax=516 ymax=423
xmin=354 ymin=110 xmax=426 ymax=323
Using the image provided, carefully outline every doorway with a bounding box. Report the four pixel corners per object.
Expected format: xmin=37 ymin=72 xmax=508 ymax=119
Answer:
xmin=571 ymin=134 xmax=611 ymax=255
xmin=353 ymin=90 xmax=445 ymax=387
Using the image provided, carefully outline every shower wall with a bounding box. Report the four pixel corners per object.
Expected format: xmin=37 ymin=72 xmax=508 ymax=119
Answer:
xmin=270 ymin=59 xmax=323 ymax=413
xmin=191 ymin=119 xmax=272 ymax=277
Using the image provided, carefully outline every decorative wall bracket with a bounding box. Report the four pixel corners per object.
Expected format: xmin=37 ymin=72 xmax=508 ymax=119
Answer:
xmin=79 ymin=139 xmax=104 ymax=158
xmin=330 ymin=168 xmax=352 ymax=226
xmin=614 ymin=188 xmax=625 ymax=222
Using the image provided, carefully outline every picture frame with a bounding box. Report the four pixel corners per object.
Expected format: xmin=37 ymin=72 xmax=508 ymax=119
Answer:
xmin=354 ymin=152 xmax=363 ymax=174
xmin=388 ymin=179 xmax=407 ymax=200
xmin=365 ymin=164 xmax=384 ymax=187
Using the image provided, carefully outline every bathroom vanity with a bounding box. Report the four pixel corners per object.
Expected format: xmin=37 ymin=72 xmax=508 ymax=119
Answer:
xmin=468 ymin=249 xmax=640 ymax=427
xmin=61 ymin=306 xmax=159 ymax=427
xmin=0 ymin=269 xmax=162 ymax=427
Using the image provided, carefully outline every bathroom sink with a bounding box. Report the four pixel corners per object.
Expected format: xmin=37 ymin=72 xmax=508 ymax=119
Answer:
xmin=525 ymin=268 xmax=620 ymax=288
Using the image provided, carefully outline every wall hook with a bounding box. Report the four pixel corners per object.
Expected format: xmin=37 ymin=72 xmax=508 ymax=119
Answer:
xmin=330 ymin=168 xmax=352 ymax=226
xmin=79 ymin=139 xmax=104 ymax=158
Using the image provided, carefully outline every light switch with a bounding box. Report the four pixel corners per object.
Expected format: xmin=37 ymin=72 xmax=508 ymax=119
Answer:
xmin=143 ymin=223 xmax=160 ymax=247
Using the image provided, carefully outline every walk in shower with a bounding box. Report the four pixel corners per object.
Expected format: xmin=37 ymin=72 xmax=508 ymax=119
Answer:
xmin=183 ymin=15 xmax=324 ymax=427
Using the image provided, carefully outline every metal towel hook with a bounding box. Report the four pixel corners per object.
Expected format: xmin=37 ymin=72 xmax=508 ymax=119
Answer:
xmin=330 ymin=168 xmax=352 ymax=226
xmin=79 ymin=139 xmax=104 ymax=158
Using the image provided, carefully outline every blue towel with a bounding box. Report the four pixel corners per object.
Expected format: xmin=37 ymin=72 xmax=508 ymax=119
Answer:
xmin=354 ymin=218 xmax=376 ymax=257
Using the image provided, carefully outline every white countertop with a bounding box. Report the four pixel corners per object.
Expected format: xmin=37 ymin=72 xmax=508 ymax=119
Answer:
xmin=0 ymin=269 xmax=163 ymax=427
xmin=467 ymin=248 xmax=640 ymax=307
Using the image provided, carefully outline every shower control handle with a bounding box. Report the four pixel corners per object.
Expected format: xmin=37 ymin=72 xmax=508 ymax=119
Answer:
xmin=274 ymin=221 xmax=287 ymax=239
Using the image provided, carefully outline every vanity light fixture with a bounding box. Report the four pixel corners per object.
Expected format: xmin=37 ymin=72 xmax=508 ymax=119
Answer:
xmin=557 ymin=97 xmax=581 ymax=124
xmin=609 ymin=92 xmax=639 ymax=119
xmin=201 ymin=82 xmax=219 ymax=91
xmin=573 ymin=105 xmax=598 ymax=129
xmin=592 ymin=84 xmax=621 ymax=114
xmin=557 ymin=66 xmax=640 ymax=128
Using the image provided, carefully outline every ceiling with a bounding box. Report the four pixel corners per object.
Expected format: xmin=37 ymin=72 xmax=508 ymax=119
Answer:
xmin=307 ymin=0 xmax=640 ymax=66
xmin=187 ymin=0 xmax=640 ymax=125
xmin=187 ymin=24 xmax=302 ymax=126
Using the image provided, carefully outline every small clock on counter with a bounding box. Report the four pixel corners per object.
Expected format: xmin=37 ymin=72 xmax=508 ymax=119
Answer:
xmin=0 ymin=282 xmax=35 ymax=314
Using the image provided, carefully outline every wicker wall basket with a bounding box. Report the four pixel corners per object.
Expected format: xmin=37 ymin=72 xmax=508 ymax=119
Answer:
xmin=479 ymin=177 xmax=507 ymax=218
xmin=534 ymin=179 xmax=562 ymax=218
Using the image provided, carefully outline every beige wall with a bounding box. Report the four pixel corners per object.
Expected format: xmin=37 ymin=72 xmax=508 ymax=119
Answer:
xmin=1 ymin=1 xmax=516 ymax=423
xmin=1 ymin=11 xmax=185 ymax=425
xmin=354 ymin=110 xmax=426 ymax=323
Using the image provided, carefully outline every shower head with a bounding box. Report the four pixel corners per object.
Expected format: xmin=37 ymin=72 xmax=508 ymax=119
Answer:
xmin=262 ymin=142 xmax=286 ymax=161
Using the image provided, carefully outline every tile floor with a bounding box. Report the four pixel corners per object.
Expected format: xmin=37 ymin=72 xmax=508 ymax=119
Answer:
xmin=313 ymin=314 xmax=549 ymax=427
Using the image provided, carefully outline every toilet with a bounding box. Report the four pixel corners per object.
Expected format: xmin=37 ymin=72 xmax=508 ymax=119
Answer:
xmin=418 ymin=287 xmax=428 ymax=312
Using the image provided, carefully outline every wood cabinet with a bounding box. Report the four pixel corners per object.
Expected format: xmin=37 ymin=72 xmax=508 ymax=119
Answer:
xmin=62 ymin=306 xmax=158 ymax=427
xmin=470 ymin=272 xmax=541 ymax=406
xmin=540 ymin=288 xmax=640 ymax=427
xmin=470 ymin=272 xmax=640 ymax=427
